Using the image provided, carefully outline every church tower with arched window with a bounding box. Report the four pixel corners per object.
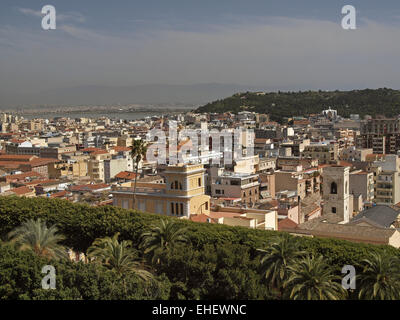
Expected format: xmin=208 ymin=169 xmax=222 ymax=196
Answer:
xmin=322 ymin=166 xmax=351 ymax=223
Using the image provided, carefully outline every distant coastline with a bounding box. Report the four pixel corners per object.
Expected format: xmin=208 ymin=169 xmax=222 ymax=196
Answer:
xmin=2 ymin=103 xmax=195 ymax=120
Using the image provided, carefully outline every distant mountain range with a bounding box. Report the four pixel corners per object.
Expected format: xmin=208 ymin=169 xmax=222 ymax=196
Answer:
xmin=0 ymin=83 xmax=267 ymax=109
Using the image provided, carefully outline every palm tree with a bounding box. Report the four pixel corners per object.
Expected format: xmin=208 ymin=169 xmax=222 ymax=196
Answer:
xmin=357 ymin=251 xmax=400 ymax=300
xmin=140 ymin=219 xmax=188 ymax=264
xmin=87 ymin=232 xmax=152 ymax=281
xmin=130 ymin=139 xmax=148 ymax=209
xmin=284 ymin=255 xmax=347 ymax=300
xmin=7 ymin=218 xmax=67 ymax=260
xmin=258 ymin=233 xmax=305 ymax=295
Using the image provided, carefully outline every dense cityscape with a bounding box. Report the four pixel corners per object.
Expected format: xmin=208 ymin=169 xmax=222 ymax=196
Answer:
xmin=3 ymin=0 xmax=400 ymax=309
xmin=2 ymin=106 xmax=400 ymax=247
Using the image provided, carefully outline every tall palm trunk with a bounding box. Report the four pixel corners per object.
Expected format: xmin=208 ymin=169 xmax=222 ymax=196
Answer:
xmin=133 ymin=161 xmax=139 ymax=209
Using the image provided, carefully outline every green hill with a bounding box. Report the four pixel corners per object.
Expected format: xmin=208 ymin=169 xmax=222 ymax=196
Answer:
xmin=195 ymin=88 xmax=400 ymax=123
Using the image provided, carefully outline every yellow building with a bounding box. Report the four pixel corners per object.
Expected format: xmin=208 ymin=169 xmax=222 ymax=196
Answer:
xmin=88 ymin=151 xmax=111 ymax=182
xmin=112 ymin=163 xmax=210 ymax=217
xmin=48 ymin=159 xmax=88 ymax=179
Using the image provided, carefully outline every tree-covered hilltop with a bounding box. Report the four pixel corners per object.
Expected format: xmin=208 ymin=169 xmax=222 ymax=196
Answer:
xmin=195 ymin=88 xmax=400 ymax=122
xmin=1 ymin=196 xmax=400 ymax=300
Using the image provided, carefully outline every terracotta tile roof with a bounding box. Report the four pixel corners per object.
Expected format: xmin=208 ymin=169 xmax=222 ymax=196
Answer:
xmin=50 ymin=190 xmax=68 ymax=198
xmin=278 ymin=218 xmax=298 ymax=230
xmin=190 ymin=214 xmax=217 ymax=224
xmin=338 ymin=161 xmax=353 ymax=167
xmin=9 ymin=186 xmax=34 ymax=195
xmin=3 ymin=171 xmax=44 ymax=182
xmin=80 ymin=147 xmax=104 ymax=153
xmin=112 ymin=146 xmax=131 ymax=152
xmin=293 ymin=120 xmax=310 ymax=125
xmin=0 ymin=162 xmax=20 ymax=168
xmin=10 ymin=138 xmax=26 ymax=144
xmin=29 ymin=158 xmax=59 ymax=167
xmin=115 ymin=171 xmax=137 ymax=180
xmin=91 ymin=150 xmax=109 ymax=155
xmin=366 ymin=154 xmax=385 ymax=161
xmin=0 ymin=155 xmax=37 ymax=161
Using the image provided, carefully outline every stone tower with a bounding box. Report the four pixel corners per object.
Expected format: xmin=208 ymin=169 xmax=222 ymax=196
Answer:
xmin=322 ymin=166 xmax=350 ymax=223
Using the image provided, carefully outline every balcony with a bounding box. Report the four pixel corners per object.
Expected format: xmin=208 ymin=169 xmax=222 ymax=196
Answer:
xmin=377 ymin=179 xmax=392 ymax=183
xmin=113 ymin=186 xmax=166 ymax=195
xmin=376 ymin=185 xmax=392 ymax=190
xmin=376 ymin=194 xmax=392 ymax=199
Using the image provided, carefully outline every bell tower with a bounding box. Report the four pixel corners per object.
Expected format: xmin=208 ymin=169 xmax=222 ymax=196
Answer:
xmin=322 ymin=166 xmax=350 ymax=223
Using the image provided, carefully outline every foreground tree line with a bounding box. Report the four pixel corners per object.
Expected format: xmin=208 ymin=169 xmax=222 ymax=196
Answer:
xmin=1 ymin=196 xmax=400 ymax=300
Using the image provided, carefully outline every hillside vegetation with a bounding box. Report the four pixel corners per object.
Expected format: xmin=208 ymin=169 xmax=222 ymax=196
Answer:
xmin=195 ymin=88 xmax=400 ymax=122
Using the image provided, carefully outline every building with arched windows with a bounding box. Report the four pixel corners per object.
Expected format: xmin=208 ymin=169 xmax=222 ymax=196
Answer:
xmin=111 ymin=163 xmax=210 ymax=217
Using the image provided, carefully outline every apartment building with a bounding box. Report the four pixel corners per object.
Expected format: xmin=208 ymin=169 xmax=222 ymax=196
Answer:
xmin=5 ymin=140 xmax=41 ymax=156
xmin=375 ymin=172 xmax=400 ymax=205
xmin=259 ymin=172 xmax=275 ymax=199
xmin=40 ymin=145 xmax=77 ymax=159
xmin=0 ymin=154 xmax=57 ymax=177
xmin=349 ymin=170 xmax=375 ymax=204
xmin=256 ymin=158 xmax=276 ymax=173
xmin=48 ymin=159 xmax=88 ymax=179
xmin=280 ymin=139 xmax=310 ymax=157
xmin=211 ymin=171 xmax=260 ymax=206
xmin=357 ymin=118 xmax=400 ymax=154
xmin=274 ymin=165 xmax=306 ymax=200
xmin=340 ymin=147 xmax=373 ymax=162
xmin=301 ymin=141 xmax=339 ymax=164
xmin=104 ymin=157 xmax=130 ymax=183
xmin=233 ymin=155 xmax=259 ymax=174
xmin=371 ymin=155 xmax=400 ymax=205
xmin=87 ymin=150 xmax=112 ymax=182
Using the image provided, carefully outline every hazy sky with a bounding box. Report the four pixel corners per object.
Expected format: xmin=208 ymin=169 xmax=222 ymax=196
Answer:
xmin=1 ymin=0 xmax=400 ymax=103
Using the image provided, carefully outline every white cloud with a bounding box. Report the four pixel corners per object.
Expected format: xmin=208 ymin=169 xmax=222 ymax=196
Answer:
xmin=18 ymin=7 xmax=85 ymax=23
xmin=18 ymin=8 xmax=42 ymax=18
